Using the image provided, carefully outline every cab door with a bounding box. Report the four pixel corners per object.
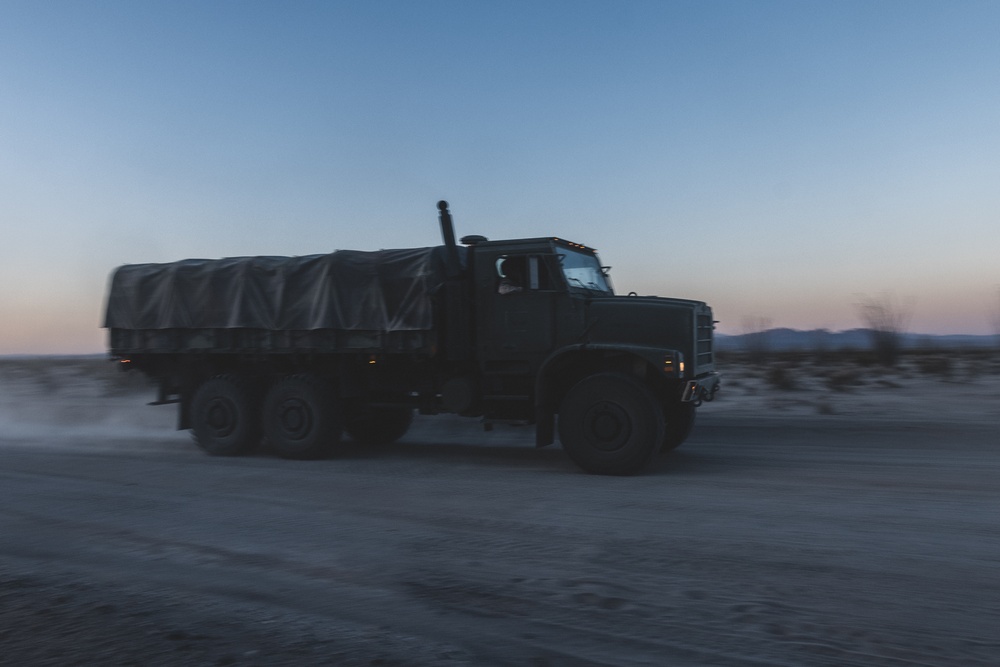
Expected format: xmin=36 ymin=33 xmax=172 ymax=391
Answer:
xmin=477 ymin=253 xmax=558 ymax=362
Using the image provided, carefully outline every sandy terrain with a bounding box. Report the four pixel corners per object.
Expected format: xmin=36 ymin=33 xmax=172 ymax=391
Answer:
xmin=1 ymin=354 xmax=999 ymax=666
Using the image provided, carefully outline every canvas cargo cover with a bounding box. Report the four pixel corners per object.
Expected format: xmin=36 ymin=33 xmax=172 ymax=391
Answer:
xmin=104 ymin=247 xmax=455 ymax=332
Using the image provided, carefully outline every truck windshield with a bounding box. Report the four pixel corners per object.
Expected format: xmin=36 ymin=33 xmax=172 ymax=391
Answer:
xmin=557 ymin=247 xmax=613 ymax=295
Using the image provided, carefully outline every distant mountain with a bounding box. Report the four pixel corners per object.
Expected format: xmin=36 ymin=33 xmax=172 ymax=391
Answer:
xmin=714 ymin=328 xmax=998 ymax=352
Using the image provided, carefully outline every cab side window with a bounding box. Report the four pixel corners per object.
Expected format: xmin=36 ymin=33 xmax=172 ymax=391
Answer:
xmin=496 ymin=255 xmax=556 ymax=294
xmin=497 ymin=256 xmax=525 ymax=294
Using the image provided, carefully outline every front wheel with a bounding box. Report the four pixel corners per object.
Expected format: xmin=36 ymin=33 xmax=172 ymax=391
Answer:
xmin=558 ymin=373 xmax=665 ymax=476
xmin=262 ymin=374 xmax=342 ymax=460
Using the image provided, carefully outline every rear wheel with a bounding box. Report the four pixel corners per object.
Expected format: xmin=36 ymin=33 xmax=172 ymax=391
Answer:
xmin=558 ymin=373 xmax=664 ymax=476
xmin=262 ymin=374 xmax=342 ymax=460
xmin=344 ymin=406 xmax=414 ymax=445
xmin=190 ymin=375 xmax=260 ymax=456
xmin=662 ymin=402 xmax=696 ymax=452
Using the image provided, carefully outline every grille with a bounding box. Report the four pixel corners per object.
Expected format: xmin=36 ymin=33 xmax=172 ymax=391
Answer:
xmin=696 ymin=312 xmax=714 ymax=367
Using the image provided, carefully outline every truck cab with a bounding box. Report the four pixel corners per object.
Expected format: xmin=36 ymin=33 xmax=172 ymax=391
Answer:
xmin=435 ymin=210 xmax=719 ymax=474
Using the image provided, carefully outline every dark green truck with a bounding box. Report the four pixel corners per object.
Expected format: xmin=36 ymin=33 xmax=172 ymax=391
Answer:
xmin=105 ymin=201 xmax=719 ymax=475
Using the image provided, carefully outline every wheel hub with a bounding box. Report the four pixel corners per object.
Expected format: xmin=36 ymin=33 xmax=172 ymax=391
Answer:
xmin=277 ymin=398 xmax=312 ymax=439
xmin=206 ymin=398 xmax=236 ymax=436
xmin=583 ymin=401 xmax=632 ymax=452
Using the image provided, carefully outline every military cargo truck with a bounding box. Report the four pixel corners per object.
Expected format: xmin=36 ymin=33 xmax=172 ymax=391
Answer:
xmin=104 ymin=201 xmax=719 ymax=475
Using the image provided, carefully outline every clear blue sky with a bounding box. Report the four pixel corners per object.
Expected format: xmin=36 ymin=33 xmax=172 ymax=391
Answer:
xmin=2 ymin=0 xmax=999 ymax=353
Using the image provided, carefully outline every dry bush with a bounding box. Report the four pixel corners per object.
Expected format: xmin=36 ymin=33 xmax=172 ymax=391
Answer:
xmin=764 ymin=365 xmax=796 ymax=391
xmin=855 ymin=293 xmax=913 ymax=367
xmin=912 ymin=353 xmax=954 ymax=380
xmin=780 ymin=350 xmax=810 ymax=368
xmin=825 ymin=368 xmax=862 ymax=392
xmin=814 ymin=349 xmax=873 ymax=367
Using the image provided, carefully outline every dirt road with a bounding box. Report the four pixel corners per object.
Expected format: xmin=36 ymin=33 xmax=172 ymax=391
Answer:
xmin=1 ymin=358 xmax=999 ymax=666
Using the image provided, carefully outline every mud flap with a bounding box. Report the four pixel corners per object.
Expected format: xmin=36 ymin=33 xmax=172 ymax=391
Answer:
xmin=535 ymin=407 xmax=555 ymax=447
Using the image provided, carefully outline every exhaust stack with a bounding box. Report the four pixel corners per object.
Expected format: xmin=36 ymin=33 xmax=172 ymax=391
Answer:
xmin=437 ymin=200 xmax=461 ymax=278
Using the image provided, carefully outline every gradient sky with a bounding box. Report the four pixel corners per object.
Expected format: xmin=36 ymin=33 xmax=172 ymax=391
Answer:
xmin=2 ymin=0 xmax=999 ymax=353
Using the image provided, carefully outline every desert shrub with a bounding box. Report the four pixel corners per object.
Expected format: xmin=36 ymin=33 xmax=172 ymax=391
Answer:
xmin=811 ymin=348 xmax=840 ymax=366
xmin=840 ymin=349 xmax=873 ymax=367
xmin=959 ymin=348 xmax=1000 ymax=378
xmin=855 ymin=293 xmax=912 ymax=367
xmin=713 ymin=350 xmax=745 ymax=368
xmin=825 ymin=368 xmax=861 ymax=392
xmin=913 ymin=354 xmax=954 ymax=380
xmin=781 ymin=351 xmax=810 ymax=368
xmin=765 ymin=365 xmax=796 ymax=391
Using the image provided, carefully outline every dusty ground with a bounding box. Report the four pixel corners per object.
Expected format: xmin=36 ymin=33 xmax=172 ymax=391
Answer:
xmin=1 ymin=354 xmax=999 ymax=666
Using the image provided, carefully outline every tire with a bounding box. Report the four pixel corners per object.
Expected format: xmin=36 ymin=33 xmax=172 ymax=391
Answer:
xmin=190 ymin=375 xmax=260 ymax=456
xmin=262 ymin=374 xmax=342 ymax=460
xmin=558 ymin=373 xmax=665 ymax=476
xmin=344 ymin=406 xmax=414 ymax=445
xmin=662 ymin=402 xmax=696 ymax=453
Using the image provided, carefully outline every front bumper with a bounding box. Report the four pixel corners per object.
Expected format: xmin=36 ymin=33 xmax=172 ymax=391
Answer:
xmin=681 ymin=372 xmax=721 ymax=404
